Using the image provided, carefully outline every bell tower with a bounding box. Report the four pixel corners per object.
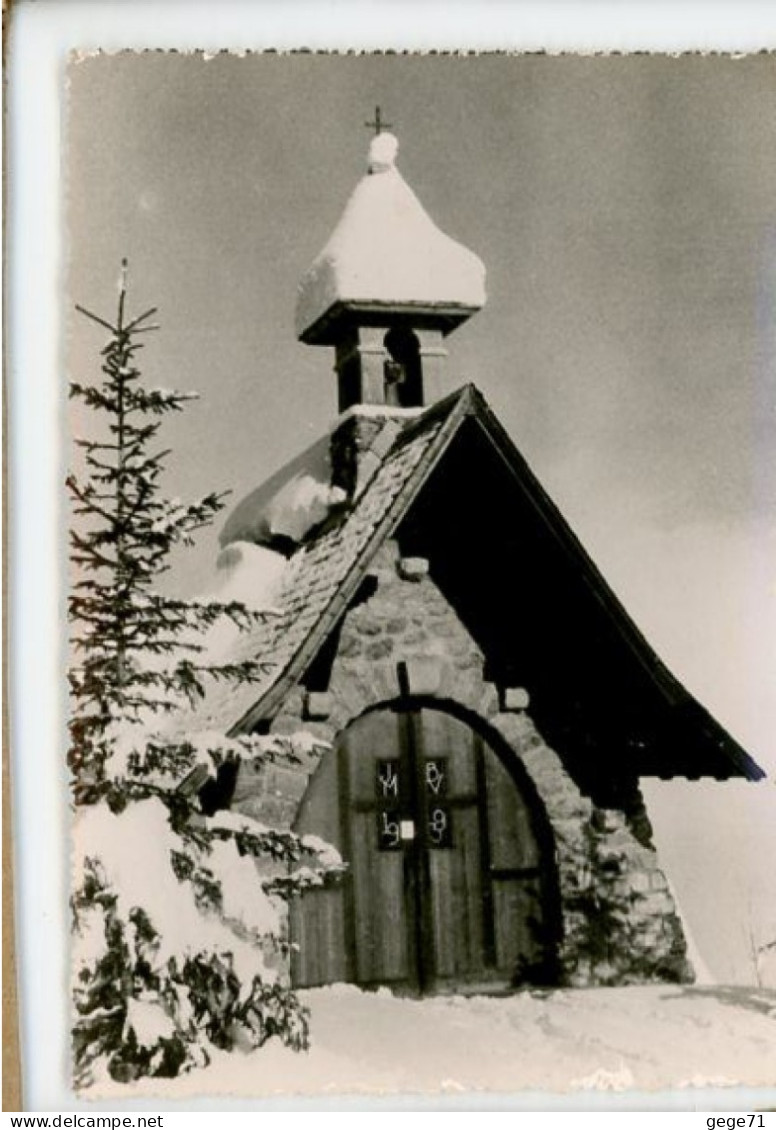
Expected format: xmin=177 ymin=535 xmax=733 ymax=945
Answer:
xmin=295 ymin=124 xmax=486 ymax=414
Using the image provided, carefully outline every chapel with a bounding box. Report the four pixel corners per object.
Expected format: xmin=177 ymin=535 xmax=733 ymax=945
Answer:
xmin=189 ymin=127 xmax=764 ymax=995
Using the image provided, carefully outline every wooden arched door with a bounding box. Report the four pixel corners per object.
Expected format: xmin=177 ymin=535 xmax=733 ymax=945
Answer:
xmin=290 ymin=704 xmax=559 ymax=994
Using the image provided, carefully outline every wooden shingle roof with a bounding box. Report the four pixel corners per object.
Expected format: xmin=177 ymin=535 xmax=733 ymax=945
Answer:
xmin=187 ymin=400 xmax=455 ymax=736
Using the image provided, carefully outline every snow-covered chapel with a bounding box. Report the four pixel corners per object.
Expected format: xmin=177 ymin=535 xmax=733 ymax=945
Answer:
xmin=188 ymin=128 xmax=764 ymax=995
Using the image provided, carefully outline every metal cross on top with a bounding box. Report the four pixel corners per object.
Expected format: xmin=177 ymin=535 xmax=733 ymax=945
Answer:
xmin=365 ymin=106 xmax=392 ymax=135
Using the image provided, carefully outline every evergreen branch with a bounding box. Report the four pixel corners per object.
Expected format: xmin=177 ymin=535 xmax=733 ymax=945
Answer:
xmin=74 ymin=439 xmax=122 ymax=453
xmin=75 ymin=304 xmax=117 ymax=334
xmin=124 ymin=389 xmax=199 ymax=414
xmin=67 ymin=476 xmax=121 ymax=529
xmin=70 ymin=383 xmax=119 ymax=412
xmin=69 ymin=536 xmax=118 ymax=572
xmin=209 ymin=824 xmax=327 ymax=866
xmin=123 ymin=306 xmax=158 ymax=333
xmin=261 ymin=866 xmax=346 ymax=902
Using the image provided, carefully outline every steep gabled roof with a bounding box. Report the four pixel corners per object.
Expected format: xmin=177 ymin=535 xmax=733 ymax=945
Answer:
xmin=191 ymin=385 xmax=764 ymax=782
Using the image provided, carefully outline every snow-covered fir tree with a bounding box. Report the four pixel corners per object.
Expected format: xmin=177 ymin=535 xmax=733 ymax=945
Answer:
xmin=68 ymin=263 xmax=343 ymax=1086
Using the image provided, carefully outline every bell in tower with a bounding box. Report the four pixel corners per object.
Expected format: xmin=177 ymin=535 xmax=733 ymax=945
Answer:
xmin=295 ymin=123 xmax=486 ymax=414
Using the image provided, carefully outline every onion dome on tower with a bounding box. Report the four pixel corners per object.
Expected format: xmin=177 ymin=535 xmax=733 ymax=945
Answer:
xmin=295 ymin=127 xmax=486 ymax=412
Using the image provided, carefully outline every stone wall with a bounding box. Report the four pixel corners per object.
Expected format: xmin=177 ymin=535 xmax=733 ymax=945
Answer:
xmin=232 ymin=538 xmax=693 ymax=988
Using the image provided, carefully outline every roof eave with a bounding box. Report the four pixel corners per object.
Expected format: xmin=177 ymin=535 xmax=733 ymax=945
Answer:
xmin=297 ymin=299 xmax=481 ymax=345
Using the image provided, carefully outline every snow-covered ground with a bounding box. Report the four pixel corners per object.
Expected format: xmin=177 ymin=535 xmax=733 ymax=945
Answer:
xmin=90 ymin=982 xmax=776 ymax=1101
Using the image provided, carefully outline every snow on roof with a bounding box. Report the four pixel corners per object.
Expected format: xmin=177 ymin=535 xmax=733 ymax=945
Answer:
xmin=212 ymin=541 xmax=288 ymax=611
xmin=295 ymin=132 xmax=486 ymax=343
xmin=219 ymin=434 xmax=346 ymax=551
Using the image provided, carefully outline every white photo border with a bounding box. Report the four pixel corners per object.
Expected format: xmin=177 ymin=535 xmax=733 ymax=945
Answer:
xmin=7 ymin=0 xmax=776 ymax=1112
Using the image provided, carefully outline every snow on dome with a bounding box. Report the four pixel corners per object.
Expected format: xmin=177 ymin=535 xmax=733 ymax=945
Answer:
xmin=368 ymin=131 xmax=399 ymax=173
xmin=295 ymin=135 xmax=486 ymax=343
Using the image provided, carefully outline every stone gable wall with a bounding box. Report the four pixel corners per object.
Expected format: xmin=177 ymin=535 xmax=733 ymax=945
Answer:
xmin=233 ymin=539 xmax=693 ymax=987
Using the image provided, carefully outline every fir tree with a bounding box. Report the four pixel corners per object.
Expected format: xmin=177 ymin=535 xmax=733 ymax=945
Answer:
xmin=68 ymin=263 xmax=343 ymax=1087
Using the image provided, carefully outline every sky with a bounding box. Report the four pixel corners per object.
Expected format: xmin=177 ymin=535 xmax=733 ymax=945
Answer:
xmin=66 ymin=52 xmax=776 ymax=979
